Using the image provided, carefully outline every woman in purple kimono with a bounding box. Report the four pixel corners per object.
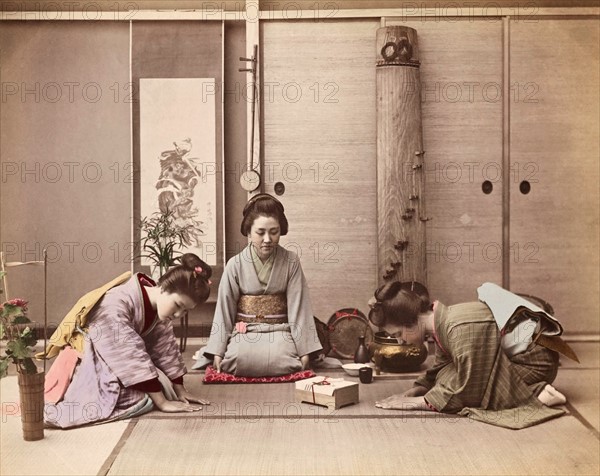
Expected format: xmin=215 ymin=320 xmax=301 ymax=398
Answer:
xmin=369 ymin=281 xmax=568 ymax=429
xmin=45 ymin=254 xmax=211 ymax=428
xmin=194 ymin=194 xmax=322 ymax=377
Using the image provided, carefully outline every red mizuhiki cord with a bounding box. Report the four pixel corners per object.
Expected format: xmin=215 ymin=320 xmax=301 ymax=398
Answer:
xmin=310 ymin=377 xmax=330 ymax=404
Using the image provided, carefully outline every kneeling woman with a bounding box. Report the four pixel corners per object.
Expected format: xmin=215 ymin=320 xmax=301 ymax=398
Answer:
xmin=370 ymin=281 xmax=567 ymax=428
xmin=44 ymin=254 xmax=211 ymax=428
xmin=197 ymin=194 xmax=322 ymax=377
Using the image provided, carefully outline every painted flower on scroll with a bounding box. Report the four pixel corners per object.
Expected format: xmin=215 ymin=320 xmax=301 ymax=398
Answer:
xmin=0 ymin=294 xmax=38 ymax=378
xmin=155 ymin=138 xmax=205 ymax=249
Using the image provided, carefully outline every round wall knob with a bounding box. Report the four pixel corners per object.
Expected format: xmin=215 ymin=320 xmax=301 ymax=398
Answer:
xmin=274 ymin=182 xmax=285 ymax=196
xmin=482 ymin=180 xmax=493 ymax=194
xmin=520 ymin=181 xmax=531 ymax=194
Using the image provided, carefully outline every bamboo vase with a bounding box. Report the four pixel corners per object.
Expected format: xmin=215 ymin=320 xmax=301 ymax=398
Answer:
xmin=17 ymin=370 xmax=45 ymax=441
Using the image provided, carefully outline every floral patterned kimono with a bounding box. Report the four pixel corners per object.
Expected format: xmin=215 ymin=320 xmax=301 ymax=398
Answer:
xmin=195 ymin=244 xmax=322 ymax=377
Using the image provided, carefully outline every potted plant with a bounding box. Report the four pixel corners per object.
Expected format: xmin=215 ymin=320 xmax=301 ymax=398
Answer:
xmin=138 ymin=207 xmax=199 ymax=277
xmin=0 ymin=297 xmax=38 ymax=377
xmin=0 ymin=273 xmax=45 ymax=441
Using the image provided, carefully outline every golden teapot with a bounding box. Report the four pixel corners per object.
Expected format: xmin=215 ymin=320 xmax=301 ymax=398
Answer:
xmin=368 ymin=331 xmax=428 ymax=374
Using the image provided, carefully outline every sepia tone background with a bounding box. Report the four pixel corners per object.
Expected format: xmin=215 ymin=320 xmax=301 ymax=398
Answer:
xmin=0 ymin=2 xmax=598 ymax=476
xmin=1 ymin=1 xmax=597 ymax=336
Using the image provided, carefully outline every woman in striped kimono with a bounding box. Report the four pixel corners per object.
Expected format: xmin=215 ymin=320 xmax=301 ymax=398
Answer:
xmin=370 ymin=281 xmax=567 ymax=429
xmin=45 ymin=254 xmax=211 ymax=428
xmin=196 ymin=194 xmax=322 ymax=377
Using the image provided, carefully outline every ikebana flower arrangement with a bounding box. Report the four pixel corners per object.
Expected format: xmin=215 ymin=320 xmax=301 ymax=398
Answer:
xmin=0 ymin=272 xmax=38 ymax=378
xmin=138 ymin=207 xmax=199 ymax=277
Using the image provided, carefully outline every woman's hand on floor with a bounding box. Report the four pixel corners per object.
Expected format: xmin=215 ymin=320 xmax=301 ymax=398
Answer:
xmin=375 ymin=395 xmax=431 ymax=411
xmin=402 ymin=385 xmax=428 ymax=397
xmin=174 ymin=384 xmax=210 ymax=405
xmin=148 ymin=391 xmax=203 ymax=412
xmin=300 ymin=354 xmax=310 ymax=370
xmin=159 ymin=400 xmax=203 ymax=413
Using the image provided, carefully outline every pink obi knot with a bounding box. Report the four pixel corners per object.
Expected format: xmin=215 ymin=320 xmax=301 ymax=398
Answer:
xmin=235 ymin=321 xmax=248 ymax=334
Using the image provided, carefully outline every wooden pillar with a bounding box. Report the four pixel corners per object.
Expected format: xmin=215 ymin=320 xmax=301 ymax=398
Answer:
xmin=242 ymin=0 xmax=262 ymax=195
xmin=376 ymin=26 xmax=427 ymax=286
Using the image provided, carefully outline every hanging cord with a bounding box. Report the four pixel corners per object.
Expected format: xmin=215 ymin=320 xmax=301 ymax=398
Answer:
xmin=43 ymin=249 xmax=48 ymax=374
xmin=249 ymin=44 xmax=258 ymax=172
xmin=239 ymin=44 xmax=259 ymax=172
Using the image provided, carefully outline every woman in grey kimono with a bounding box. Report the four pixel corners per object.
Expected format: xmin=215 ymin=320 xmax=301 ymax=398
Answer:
xmin=369 ymin=281 xmax=568 ymax=429
xmin=197 ymin=194 xmax=322 ymax=377
xmin=45 ymin=254 xmax=212 ymax=428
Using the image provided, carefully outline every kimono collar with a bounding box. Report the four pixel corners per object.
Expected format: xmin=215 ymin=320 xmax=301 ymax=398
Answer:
xmin=137 ymin=274 xmax=159 ymax=335
xmin=250 ymin=244 xmax=275 ymax=287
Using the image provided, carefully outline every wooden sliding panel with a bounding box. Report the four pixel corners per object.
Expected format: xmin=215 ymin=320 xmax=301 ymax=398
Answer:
xmin=391 ymin=18 xmax=504 ymax=304
xmin=510 ymin=19 xmax=599 ymax=334
xmin=261 ymin=20 xmax=379 ymax=320
xmin=0 ymin=22 xmax=130 ymax=325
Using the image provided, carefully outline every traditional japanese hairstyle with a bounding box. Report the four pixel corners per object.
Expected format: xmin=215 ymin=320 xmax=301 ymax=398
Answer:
xmin=240 ymin=193 xmax=289 ymax=236
xmin=368 ymin=281 xmax=430 ymax=328
xmin=158 ymin=253 xmax=212 ymax=305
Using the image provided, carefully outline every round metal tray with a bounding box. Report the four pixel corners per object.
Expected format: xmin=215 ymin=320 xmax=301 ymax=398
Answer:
xmin=327 ymin=308 xmax=373 ymax=360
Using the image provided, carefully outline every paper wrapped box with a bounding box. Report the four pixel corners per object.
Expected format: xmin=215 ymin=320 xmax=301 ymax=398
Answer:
xmin=295 ymin=376 xmax=359 ymax=409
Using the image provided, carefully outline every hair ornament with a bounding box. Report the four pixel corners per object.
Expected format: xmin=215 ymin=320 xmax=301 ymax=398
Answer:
xmin=367 ymin=286 xmax=386 ymax=327
xmin=372 ymin=286 xmax=385 ymax=309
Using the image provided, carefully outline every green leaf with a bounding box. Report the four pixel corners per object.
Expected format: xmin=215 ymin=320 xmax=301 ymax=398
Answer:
xmin=145 ymin=245 xmax=162 ymax=258
xmin=140 ymin=256 xmax=159 ymax=266
xmin=1 ymin=303 xmax=25 ymax=319
xmin=13 ymin=315 xmax=31 ymax=324
xmin=138 ymin=206 xmax=202 ymax=269
xmin=7 ymin=339 xmax=31 ymax=360
xmin=20 ymin=327 xmax=37 ymax=347
xmin=22 ymin=335 xmax=37 ymax=348
xmin=0 ymin=323 xmax=4 ymax=340
xmin=21 ymin=358 xmax=38 ymax=375
xmin=0 ymin=358 xmax=9 ymax=379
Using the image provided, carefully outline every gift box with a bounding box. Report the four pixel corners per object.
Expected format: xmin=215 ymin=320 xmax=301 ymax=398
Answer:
xmin=295 ymin=376 xmax=359 ymax=409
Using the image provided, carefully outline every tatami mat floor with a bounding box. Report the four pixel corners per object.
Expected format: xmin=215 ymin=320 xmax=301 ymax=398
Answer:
xmin=1 ymin=339 xmax=599 ymax=476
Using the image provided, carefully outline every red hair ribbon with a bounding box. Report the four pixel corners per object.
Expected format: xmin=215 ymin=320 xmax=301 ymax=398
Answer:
xmin=310 ymin=377 xmax=331 ymax=404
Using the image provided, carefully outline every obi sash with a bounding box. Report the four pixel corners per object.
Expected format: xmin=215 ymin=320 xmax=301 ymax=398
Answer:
xmin=477 ymin=282 xmax=578 ymax=362
xmin=236 ymin=294 xmax=288 ymax=324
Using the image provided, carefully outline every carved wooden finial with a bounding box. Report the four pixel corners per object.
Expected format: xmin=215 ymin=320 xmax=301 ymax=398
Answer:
xmin=376 ymin=26 xmax=420 ymax=67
